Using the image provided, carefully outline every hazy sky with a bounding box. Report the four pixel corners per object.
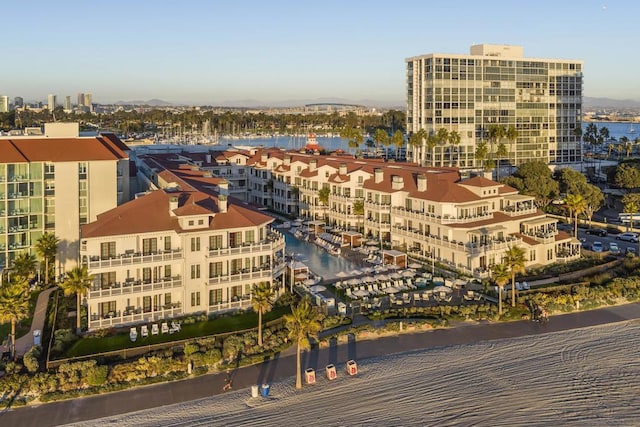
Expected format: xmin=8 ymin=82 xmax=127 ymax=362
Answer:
xmin=4 ymin=0 xmax=639 ymax=106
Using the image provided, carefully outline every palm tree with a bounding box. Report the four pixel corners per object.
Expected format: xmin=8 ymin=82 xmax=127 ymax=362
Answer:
xmin=60 ymin=266 xmax=94 ymax=333
xmin=491 ymin=263 xmax=510 ymax=316
xmin=408 ymin=129 xmax=427 ymax=165
xmin=475 ymin=141 xmax=489 ymax=172
xmin=435 ymin=128 xmax=449 ymax=167
xmin=251 ymin=282 xmax=275 ymax=347
xmin=35 ymin=233 xmax=59 ymax=286
xmin=340 ymin=127 xmax=363 ymax=154
xmin=487 ymin=124 xmax=506 ymax=178
xmin=352 ymin=199 xmax=364 ymax=233
xmin=505 ymin=125 xmax=519 ymax=174
xmin=12 ymin=251 xmax=37 ymax=281
xmin=495 ymin=143 xmax=508 ymax=181
xmin=284 ymin=296 xmax=323 ymax=389
xmin=426 ymin=133 xmax=438 ymax=167
xmin=317 ymin=186 xmax=330 ymax=222
xmin=391 ymin=130 xmax=404 ymax=160
xmin=0 ymin=278 xmax=30 ymax=360
xmin=447 ymin=130 xmax=461 ymax=167
xmin=504 ymin=246 xmax=526 ymax=308
xmin=373 ymin=128 xmax=389 ymax=159
xmin=565 ymin=193 xmax=587 ymax=238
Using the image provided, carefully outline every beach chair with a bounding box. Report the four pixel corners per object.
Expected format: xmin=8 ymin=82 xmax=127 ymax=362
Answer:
xmin=151 ymin=323 xmax=159 ymax=335
xmin=161 ymin=322 xmax=169 ymax=334
xmin=141 ymin=325 xmax=149 ymax=338
xmin=129 ymin=327 xmax=138 ymax=342
xmin=170 ymin=320 xmax=181 ymax=333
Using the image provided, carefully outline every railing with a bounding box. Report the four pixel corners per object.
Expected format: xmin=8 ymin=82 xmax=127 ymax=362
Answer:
xmin=391 ymin=206 xmax=493 ymax=224
xmin=208 ymin=298 xmax=252 ymax=312
xmin=88 ymin=276 xmax=183 ymax=299
xmin=207 ymin=268 xmax=272 ymax=285
xmin=523 ymin=232 xmax=556 ymax=244
xmin=502 ymin=207 xmax=538 ymax=217
xmin=87 ymin=249 xmax=183 ymax=269
xmin=88 ymin=306 xmax=183 ymax=330
xmin=207 ymin=233 xmax=285 ymax=257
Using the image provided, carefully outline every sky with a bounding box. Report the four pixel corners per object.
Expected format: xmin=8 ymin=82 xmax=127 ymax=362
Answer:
xmin=4 ymin=0 xmax=640 ymax=106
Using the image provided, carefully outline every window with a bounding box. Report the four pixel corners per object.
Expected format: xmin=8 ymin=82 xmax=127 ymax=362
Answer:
xmin=99 ymin=272 xmax=116 ymax=289
xmin=245 ymin=230 xmax=255 ymax=244
xmin=143 ymin=296 xmax=152 ymax=312
xmin=100 ymin=242 xmax=116 ymax=259
xmin=78 ymin=162 xmax=87 ymax=179
xmin=229 ymin=232 xmax=241 ymax=248
xmin=100 ymin=301 xmax=116 ymax=316
xmin=209 ymin=261 xmax=223 ymax=277
xmin=198 ymin=219 xmax=204 ymax=225
xmin=164 ymin=265 xmax=172 ymax=278
xmin=188 ymin=220 xmax=194 ymax=226
xmin=209 ymin=289 xmax=223 ymax=305
xmin=142 ymin=238 xmax=157 ymax=255
xmin=190 ymin=264 xmax=201 ymax=279
xmin=190 ymin=237 xmax=201 ymax=252
xmin=209 ymin=235 xmax=222 ymax=250
xmin=191 ymin=291 xmax=201 ymax=307
xmin=164 ymin=236 xmax=171 ymax=251
xmin=143 ymin=267 xmax=152 ymax=283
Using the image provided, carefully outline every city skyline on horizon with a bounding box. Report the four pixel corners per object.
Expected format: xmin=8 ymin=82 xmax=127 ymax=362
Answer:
xmin=4 ymin=1 xmax=639 ymax=105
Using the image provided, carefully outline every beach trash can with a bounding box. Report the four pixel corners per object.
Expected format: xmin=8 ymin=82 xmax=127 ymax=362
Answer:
xmin=346 ymin=360 xmax=358 ymax=376
xmin=261 ymin=384 xmax=270 ymax=397
xmin=251 ymin=385 xmax=259 ymax=398
xmin=33 ymin=329 xmax=41 ymax=346
xmin=305 ymin=368 xmax=316 ymax=384
xmin=326 ymin=364 xmax=337 ymax=380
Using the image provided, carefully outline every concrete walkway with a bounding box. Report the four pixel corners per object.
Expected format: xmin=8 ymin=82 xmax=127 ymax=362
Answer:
xmin=13 ymin=287 xmax=55 ymax=357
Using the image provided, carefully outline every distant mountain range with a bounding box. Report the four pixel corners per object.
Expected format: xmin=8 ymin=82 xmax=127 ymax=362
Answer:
xmin=112 ymin=97 xmax=404 ymax=109
xmin=584 ymin=97 xmax=640 ymax=110
xmin=112 ymin=96 xmax=639 ymax=110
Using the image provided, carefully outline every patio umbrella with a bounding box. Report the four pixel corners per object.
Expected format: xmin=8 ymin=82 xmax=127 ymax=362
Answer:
xmin=362 ymin=276 xmax=374 ymax=283
xmin=350 ymin=269 xmax=362 ymax=276
xmin=402 ymin=270 xmax=416 ymax=278
xmin=384 ymin=286 xmax=399 ymax=294
xmin=433 ymin=285 xmax=452 ymax=293
xmin=389 ymin=272 xmax=402 ymax=280
xmin=376 ymin=274 xmax=389 ymax=281
xmin=336 ymin=271 xmax=349 ymax=278
xmin=352 ymin=289 xmax=369 ymax=298
xmin=360 ymin=266 xmax=374 ymax=273
xmin=348 ymin=278 xmax=361 ymax=286
xmin=303 ymin=278 xmax=316 ymax=286
xmin=311 ymin=285 xmax=327 ymax=292
xmin=387 ymin=264 xmax=400 ymax=270
xmin=408 ymin=262 xmax=423 ymax=269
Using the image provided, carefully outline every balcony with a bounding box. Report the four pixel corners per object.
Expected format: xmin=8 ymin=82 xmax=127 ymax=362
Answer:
xmin=391 ymin=206 xmax=494 ymax=224
xmin=88 ymin=303 xmax=183 ymax=330
xmin=87 ymin=249 xmax=183 ymax=269
xmin=522 ymin=231 xmax=556 ymax=244
xmin=207 ymin=267 xmax=273 ymax=286
xmin=502 ymin=206 xmax=537 ymax=217
xmin=89 ymin=276 xmax=183 ymax=298
xmin=207 ymin=232 xmax=285 ymax=258
xmin=208 ymin=297 xmax=252 ymax=312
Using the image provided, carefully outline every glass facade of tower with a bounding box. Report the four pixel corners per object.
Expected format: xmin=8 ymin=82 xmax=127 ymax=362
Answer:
xmin=407 ymin=46 xmax=583 ymax=168
xmin=0 ymin=162 xmax=48 ymax=269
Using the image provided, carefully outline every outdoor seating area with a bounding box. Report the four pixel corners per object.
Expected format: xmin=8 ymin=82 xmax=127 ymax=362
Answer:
xmin=129 ymin=321 xmax=182 ymax=342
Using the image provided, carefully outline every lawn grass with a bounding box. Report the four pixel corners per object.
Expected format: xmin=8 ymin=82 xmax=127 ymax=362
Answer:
xmin=64 ymin=305 xmax=291 ymax=358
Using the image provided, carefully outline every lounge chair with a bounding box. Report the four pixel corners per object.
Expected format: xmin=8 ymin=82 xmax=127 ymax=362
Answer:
xmin=161 ymin=322 xmax=169 ymax=334
xmin=129 ymin=327 xmax=138 ymax=342
xmin=141 ymin=325 xmax=149 ymax=338
xmin=170 ymin=320 xmax=181 ymax=333
xmin=151 ymin=323 xmax=159 ymax=335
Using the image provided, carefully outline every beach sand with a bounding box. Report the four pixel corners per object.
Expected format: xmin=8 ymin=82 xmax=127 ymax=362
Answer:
xmin=68 ymin=319 xmax=640 ymax=426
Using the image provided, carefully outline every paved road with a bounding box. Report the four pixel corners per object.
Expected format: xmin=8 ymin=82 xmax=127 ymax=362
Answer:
xmin=2 ymin=302 xmax=640 ymax=426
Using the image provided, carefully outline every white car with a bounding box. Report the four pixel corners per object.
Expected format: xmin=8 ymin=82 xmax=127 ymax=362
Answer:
xmin=617 ymin=233 xmax=639 ymax=243
xmin=608 ymin=242 xmax=621 ymax=254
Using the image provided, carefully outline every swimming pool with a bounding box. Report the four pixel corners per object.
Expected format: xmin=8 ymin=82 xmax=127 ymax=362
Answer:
xmin=284 ymin=232 xmax=359 ymax=280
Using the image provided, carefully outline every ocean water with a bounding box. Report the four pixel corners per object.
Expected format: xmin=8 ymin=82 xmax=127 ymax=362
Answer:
xmin=221 ymin=135 xmax=353 ymax=152
xmin=584 ymin=121 xmax=637 ymax=141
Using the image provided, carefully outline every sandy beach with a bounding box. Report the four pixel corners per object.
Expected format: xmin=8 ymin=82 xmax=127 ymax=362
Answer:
xmin=67 ymin=319 xmax=640 ymax=426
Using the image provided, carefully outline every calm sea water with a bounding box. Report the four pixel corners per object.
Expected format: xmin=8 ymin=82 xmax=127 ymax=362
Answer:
xmin=221 ymin=135 xmax=353 ymax=151
xmin=585 ymin=121 xmax=638 ymax=141
xmin=284 ymin=232 xmax=358 ymax=280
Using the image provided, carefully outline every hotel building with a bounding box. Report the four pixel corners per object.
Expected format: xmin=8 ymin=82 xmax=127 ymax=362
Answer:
xmin=0 ymin=123 xmax=130 ymax=273
xmin=406 ymin=44 xmax=583 ymax=169
xmin=80 ymin=151 xmax=286 ymax=331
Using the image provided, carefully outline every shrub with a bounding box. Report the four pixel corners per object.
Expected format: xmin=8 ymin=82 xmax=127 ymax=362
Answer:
xmin=86 ymin=365 xmax=108 ymax=386
xmin=23 ymin=346 xmax=41 ymax=373
xmin=183 ymin=343 xmax=199 ymax=357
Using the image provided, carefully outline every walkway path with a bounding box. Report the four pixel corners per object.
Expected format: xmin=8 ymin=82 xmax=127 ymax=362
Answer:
xmin=14 ymin=287 xmax=54 ymax=357
xmin=2 ymin=301 xmax=640 ymax=426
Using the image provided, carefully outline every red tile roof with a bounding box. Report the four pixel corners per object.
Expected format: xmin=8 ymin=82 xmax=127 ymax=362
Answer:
xmin=0 ymin=136 xmax=129 ymax=163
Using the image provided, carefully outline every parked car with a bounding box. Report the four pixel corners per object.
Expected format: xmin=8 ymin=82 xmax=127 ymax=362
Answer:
xmin=608 ymin=242 xmax=621 ymax=254
xmin=617 ymin=232 xmax=639 ymax=243
xmin=626 ymin=247 xmax=637 ymax=256
xmin=585 ymin=228 xmax=607 ymax=237
xmin=591 ymin=241 xmax=604 ymax=253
